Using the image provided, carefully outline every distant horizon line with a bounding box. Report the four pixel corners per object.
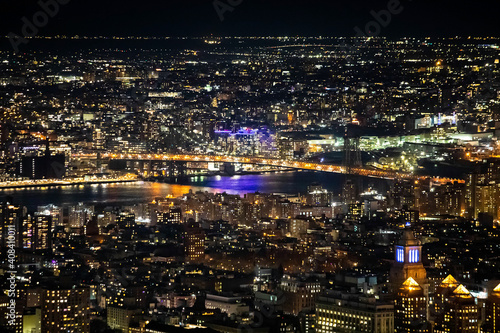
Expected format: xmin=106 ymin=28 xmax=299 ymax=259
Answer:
xmin=2 ymin=35 xmax=500 ymax=40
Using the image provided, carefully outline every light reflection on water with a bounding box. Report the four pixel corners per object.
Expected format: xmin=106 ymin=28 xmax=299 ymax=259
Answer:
xmin=0 ymin=171 xmax=389 ymax=209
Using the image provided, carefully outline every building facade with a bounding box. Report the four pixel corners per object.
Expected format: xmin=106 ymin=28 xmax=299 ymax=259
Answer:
xmin=315 ymin=290 xmax=394 ymax=333
xmin=394 ymin=277 xmax=429 ymax=333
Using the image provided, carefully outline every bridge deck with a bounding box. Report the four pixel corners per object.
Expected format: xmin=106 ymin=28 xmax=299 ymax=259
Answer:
xmin=93 ymin=153 xmax=464 ymax=183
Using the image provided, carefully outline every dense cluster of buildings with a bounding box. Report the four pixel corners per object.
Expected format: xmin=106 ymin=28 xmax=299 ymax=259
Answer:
xmin=1 ymin=37 xmax=500 ymax=180
xmin=0 ymin=182 xmax=499 ymax=332
xmin=0 ymin=36 xmax=500 ymax=332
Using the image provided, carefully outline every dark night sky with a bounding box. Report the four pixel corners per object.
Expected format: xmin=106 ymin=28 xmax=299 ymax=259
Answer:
xmin=0 ymin=0 xmax=498 ymax=38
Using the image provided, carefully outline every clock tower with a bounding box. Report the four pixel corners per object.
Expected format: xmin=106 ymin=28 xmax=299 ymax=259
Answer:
xmin=390 ymin=229 xmax=428 ymax=297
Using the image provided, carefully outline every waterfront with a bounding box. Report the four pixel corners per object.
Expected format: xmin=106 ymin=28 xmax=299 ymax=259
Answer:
xmin=0 ymin=171 xmax=389 ymax=210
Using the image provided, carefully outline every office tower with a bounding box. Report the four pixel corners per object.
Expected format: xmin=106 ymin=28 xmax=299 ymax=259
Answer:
xmin=22 ymin=214 xmax=52 ymax=250
xmin=434 ymin=284 xmax=478 ymax=333
xmin=68 ymin=204 xmax=93 ymax=229
xmin=342 ymin=120 xmax=362 ymax=206
xmin=33 ymin=214 xmax=52 ymax=250
xmin=433 ymin=275 xmax=459 ymax=322
xmin=107 ymin=285 xmax=148 ymax=309
xmin=36 ymin=204 xmax=63 ymax=227
xmin=465 ymin=161 xmax=500 ymax=220
xmin=316 ymin=290 xmax=394 ymax=333
xmin=0 ymin=202 xmax=25 ymax=248
xmin=85 ymin=216 xmax=99 ymax=236
xmin=401 ymin=208 xmax=419 ymax=225
xmin=168 ymin=207 xmax=182 ymax=223
xmin=425 ymin=181 xmax=464 ymax=216
xmin=22 ymin=214 xmax=33 ymax=249
xmin=390 ymin=229 xmax=428 ymax=296
xmin=279 ymin=275 xmax=322 ymax=315
xmin=483 ymin=283 xmax=500 ymax=333
xmin=184 ymin=222 xmax=205 ymax=264
xmin=394 ymin=277 xmax=429 ymax=333
xmin=41 ymin=287 xmax=90 ymax=333
xmin=342 ymin=178 xmax=357 ymax=205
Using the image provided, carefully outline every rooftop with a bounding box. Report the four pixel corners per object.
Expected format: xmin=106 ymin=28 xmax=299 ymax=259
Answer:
xmin=453 ymin=284 xmax=472 ymax=298
xmin=440 ymin=274 xmax=459 ymax=288
xmin=401 ymin=277 xmax=422 ymax=291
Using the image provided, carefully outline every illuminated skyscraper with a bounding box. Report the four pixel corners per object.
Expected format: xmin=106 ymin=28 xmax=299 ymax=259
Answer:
xmin=434 ymin=284 xmax=478 ymax=333
xmin=33 ymin=214 xmax=52 ymax=250
xmin=342 ymin=133 xmax=361 ymax=205
xmin=433 ymin=275 xmax=459 ymax=322
xmin=465 ymin=161 xmax=500 ymax=220
xmin=22 ymin=214 xmax=52 ymax=250
xmin=392 ymin=179 xmax=418 ymax=210
xmin=342 ymin=178 xmax=357 ymax=205
xmin=22 ymin=214 xmax=34 ymax=249
xmin=0 ymin=202 xmax=25 ymax=248
xmin=394 ymin=277 xmax=429 ymax=333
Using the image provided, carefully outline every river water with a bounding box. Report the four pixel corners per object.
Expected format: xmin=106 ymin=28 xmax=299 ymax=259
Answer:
xmin=0 ymin=171 xmax=390 ymax=210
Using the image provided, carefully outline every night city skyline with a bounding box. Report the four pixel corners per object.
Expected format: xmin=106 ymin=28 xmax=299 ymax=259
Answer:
xmin=1 ymin=1 xmax=500 ymax=333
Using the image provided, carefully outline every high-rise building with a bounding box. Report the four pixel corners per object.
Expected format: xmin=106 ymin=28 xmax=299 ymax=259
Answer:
xmin=465 ymin=161 xmax=500 ymax=220
xmin=390 ymin=229 xmax=428 ymax=296
xmin=392 ymin=179 xmax=418 ymax=210
xmin=68 ymin=204 xmax=93 ymax=229
xmin=342 ymin=178 xmax=358 ymax=205
xmin=22 ymin=214 xmax=34 ymax=249
xmin=433 ymin=275 xmax=459 ymax=323
xmin=394 ymin=277 xmax=429 ymax=333
xmin=342 ymin=132 xmax=361 ymax=205
xmin=347 ymin=203 xmax=363 ymax=220
xmin=41 ymin=287 xmax=90 ymax=333
xmin=33 ymin=214 xmax=52 ymax=250
xmin=434 ymin=284 xmax=478 ymax=333
xmin=483 ymin=283 xmax=500 ymax=333
xmin=22 ymin=213 xmax=52 ymax=250
xmin=184 ymin=222 xmax=205 ymax=264
xmin=0 ymin=202 xmax=25 ymax=248
xmin=316 ymin=290 xmax=394 ymax=333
